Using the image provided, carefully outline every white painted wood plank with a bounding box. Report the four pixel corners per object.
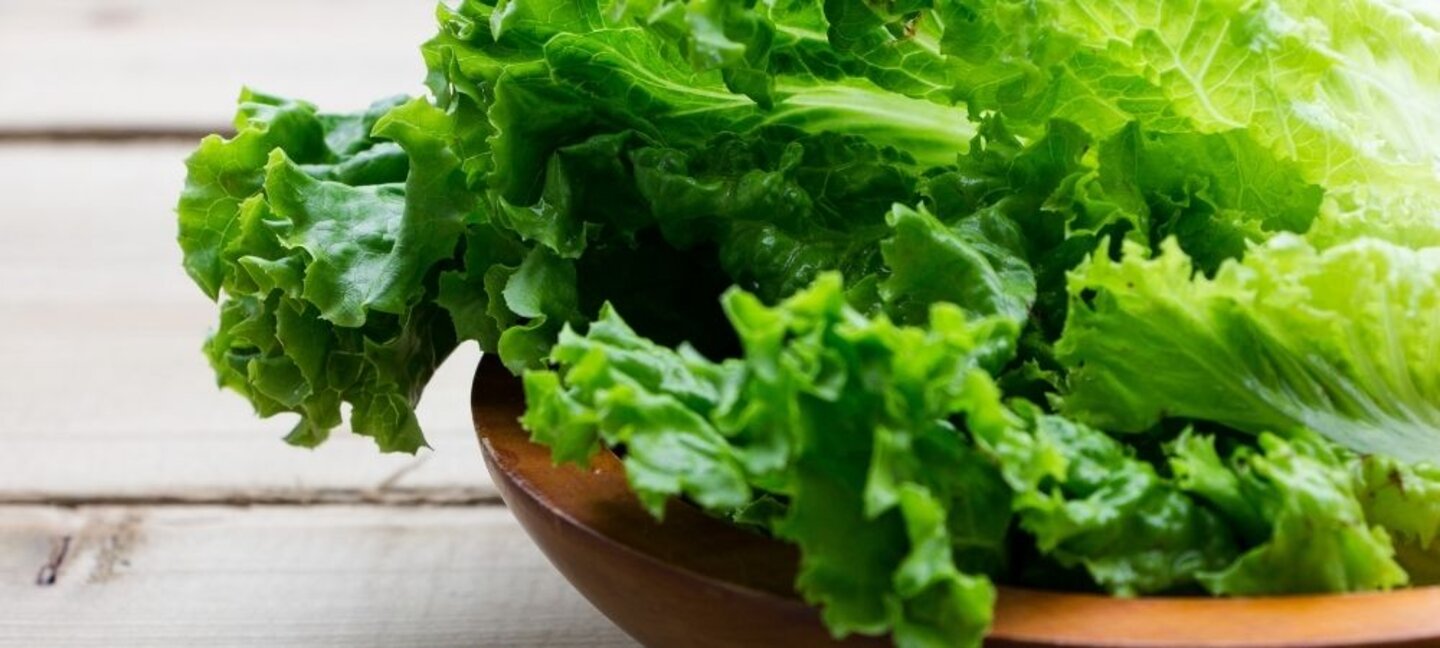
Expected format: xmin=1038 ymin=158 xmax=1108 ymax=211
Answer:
xmin=0 ymin=505 xmax=638 ymax=647
xmin=0 ymin=143 xmax=495 ymax=500
xmin=0 ymin=0 xmax=436 ymax=132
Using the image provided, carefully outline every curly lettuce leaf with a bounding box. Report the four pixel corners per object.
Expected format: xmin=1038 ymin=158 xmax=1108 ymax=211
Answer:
xmin=913 ymin=115 xmax=1322 ymax=344
xmin=966 ymin=398 xmax=1237 ymax=595
xmin=618 ymin=0 xmax=979 ymax=116
xmin=178 ymin=90 xmax=388 ymax=299
xmin=178 ymin=95 xmax=480 ymax=452
xmin=1354 ymin=454 xmax=1440 ymax=583
xmin=423 ymin=0 xmax=978 ymax=203
xmin=630 ymin=126 xmax=918 ymax=302
xmin=523 ymin=274 xmax=1013 ymax=647
xmin=1169 ymin=430 xmax=1408 ymax=594
xmin=933 ymin=0 xmax=1440 ymax=247
xmin=880 ymin=203 xmax=1034 ymax=325
xmin=522 ymin=305 xmax=749 ymax=513
xmin=1058 ymin=235 xmax=1440 ymax=463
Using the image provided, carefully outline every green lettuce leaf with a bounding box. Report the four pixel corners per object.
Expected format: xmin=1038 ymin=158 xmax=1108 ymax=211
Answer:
xmin=630 ymin=126 xmax=917 ymax=302
xmin=880 ymin=203 xmax=1035 ymax=325
xmin=1354 ymin=454 xmax=1440 ymax=583
xmin=523 ymin=274 xmax=1014 ymax=647
xmin=967 ymin=399 xmax=1237 ymax=595
xmin=424 ymin=0 xmax=978 ymax=197
xmin=179 ymin=95 xmax=473 ymax=452
xmin=1169 ymin=430 xmax=1408 ymax=594
xmin=1058 ymin=235 xmax=1440 ymax=463
xmin=180 ymin=90 xmax=372 ymax=299
xmin=932 ymin=0 xmax=1440 ymax=247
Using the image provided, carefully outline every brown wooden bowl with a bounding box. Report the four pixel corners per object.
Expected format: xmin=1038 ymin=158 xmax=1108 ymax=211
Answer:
xmin=471 ymin=356 xmax=1440 ymax=648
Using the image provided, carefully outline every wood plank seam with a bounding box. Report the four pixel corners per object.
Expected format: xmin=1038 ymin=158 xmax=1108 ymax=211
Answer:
xmin=0 ymin=490 xmax=505 ymax=507
xmin=0 ymin=128 xmax=228 ymax=143
xmin=0 ymin=451 xmax=499 ymax=505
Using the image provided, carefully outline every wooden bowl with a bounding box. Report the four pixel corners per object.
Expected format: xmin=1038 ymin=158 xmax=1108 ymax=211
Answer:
xmin=471 ymin=356 xmax=1440 ymax=648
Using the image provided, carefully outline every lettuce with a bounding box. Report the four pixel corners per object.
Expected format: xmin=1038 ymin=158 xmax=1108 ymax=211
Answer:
xmin=177 ymin=0 xmax=1440 ymax=645
xmin=525 ymin=275 xmax=1008 ymax=645
xmin=934 ymin=0 xmax=1440 ymax=247
xmin=180 ymin=93 xmax=459 ymax=451
xmin=1169 ymin=430 xmax=1408 ymax=594
xmin=1354 ymin=454 xmax=1440 ymax=583
xmin=973 ymin=403 xmax=1238 ymax=595
xmin=1058 ymin=235 xmax=1440 ymax=463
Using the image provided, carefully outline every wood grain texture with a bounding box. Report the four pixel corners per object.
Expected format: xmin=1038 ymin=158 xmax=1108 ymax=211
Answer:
xmin=0 ymin=505 xmax=638 ymax=647
xmin=0 ymin=0 xmax=435 ymax=133
xmin=0 ymin=143 xmax=494 ymax=501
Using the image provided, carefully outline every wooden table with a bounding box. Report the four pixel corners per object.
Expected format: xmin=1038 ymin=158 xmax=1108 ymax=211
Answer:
xmin=0 ymin=2 xmax=637 ymax=645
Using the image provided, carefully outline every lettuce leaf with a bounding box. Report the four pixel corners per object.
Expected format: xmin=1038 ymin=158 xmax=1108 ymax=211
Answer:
xmin=180 ymin=94 xmax=466 ymax=452
xmin=933 ymin=0 xmax=1440 ymax=247
xmin=1354 ymin=454 xmax=1440 ymax=583
xmin=1169 ymin=430 xmax=1408 ymax=594
xmin=524 ymin=275 xmax=1012 ymax=646
xmin=1058 ymin=235 xmax=1440 ymax=463
xmin=971 ymin=403 xmax=1238 ymax=595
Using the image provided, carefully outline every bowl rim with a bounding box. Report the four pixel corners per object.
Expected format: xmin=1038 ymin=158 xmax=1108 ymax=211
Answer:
xmin=473 ymin=356 xmax=1440 ymax=648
